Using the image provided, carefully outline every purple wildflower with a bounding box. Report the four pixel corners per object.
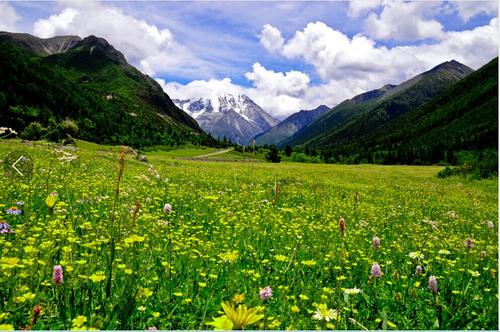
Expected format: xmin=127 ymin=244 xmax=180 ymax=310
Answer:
xmin=372 ymin=236 xmax=380 ymax=249
xmin=465 ymin=237 xmax=474 ymax=249
xmin=0 ymin=222 xmax=10 ymax=234
xmin=259 ymin=286 xmax=273 ymax=300
xmin=163 ymin=203 xmax=172 ymax=214
xmin=487 ymin=221 xmax=494 ymax=229
xmin=428 ymin=276 xmax=438 ymax=293
xmin=53 ymin=265 xmax=64 ymax=285
xmin=6 ymin=206 xmax=22 ymax=215
xmin=416 ymin=265 xmax=423 ymax=276
xmin=16 ymin=201 xmax=25 ymax=206
xmin=371 ymin=263 xmax=382 ymax=278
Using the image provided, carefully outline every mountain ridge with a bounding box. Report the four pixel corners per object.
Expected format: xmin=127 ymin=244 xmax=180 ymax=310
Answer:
xmin=255 ymin=105 xmax=330 ymax=146
xmin=319 ymin=57 xmax=498 ymax=164
xmin=280 ymin=59 xmax=474 ymax=148
xmin=0 ymin=31 xmax=81 ymax=56
xmin=173 ymin=94 xmax=278 ymax=145
xmin=0 ymin=31 xmax=210 ymax=147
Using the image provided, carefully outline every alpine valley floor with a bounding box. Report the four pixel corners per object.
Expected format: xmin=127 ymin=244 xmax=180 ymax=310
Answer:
xmin=0 ymin=139 xmax=497 ymax=330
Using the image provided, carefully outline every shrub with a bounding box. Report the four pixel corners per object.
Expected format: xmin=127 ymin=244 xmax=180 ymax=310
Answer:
xmin=21 ymin=121 xmax=46 ymax=140
xmin=58 ymin=118 xmax=79 ymax=137
xmin=265 ymin=146 xmax=281 ymax=163
xmin=437 ymin=150 xmax=498 ymax=179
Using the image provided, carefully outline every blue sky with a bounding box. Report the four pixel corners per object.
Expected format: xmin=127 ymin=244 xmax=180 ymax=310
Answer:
xmin=1 ymin=1 xmax=498 ymax=118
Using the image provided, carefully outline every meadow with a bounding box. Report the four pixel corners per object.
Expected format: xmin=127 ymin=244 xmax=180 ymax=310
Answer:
xmin=0 ymin=140 xmax=497 ymax=330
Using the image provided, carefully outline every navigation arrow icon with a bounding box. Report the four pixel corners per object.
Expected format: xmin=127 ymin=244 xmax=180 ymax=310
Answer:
xmin=12 ymin=155 xmax=24 ymax=176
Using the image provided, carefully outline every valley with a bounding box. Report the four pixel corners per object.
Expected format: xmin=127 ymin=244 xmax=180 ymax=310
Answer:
xmin=0 ymin=2 xmax=498 ymax=330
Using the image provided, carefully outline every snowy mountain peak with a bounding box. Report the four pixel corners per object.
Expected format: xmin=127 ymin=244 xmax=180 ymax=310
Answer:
xmin=172 ymin=94 xmax=278 ymax=145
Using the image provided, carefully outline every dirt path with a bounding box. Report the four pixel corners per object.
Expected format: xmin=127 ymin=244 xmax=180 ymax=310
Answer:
xmin=192 ymin=148 xmax=234 ymax=159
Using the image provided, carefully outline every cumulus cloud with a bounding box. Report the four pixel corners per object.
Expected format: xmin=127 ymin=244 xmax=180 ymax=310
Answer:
xmin=158 ymin=77 xmax=244 ymax=102
xmin=0 ymin=3 xmax=21 ymax=32
xmin=245 ymin=63 xmax=310 ymax=97
xmin=157 ymin=63 xmax=312 ymax=119
xmin=259 ymin=24 xmax=285 ymax=54
xmin=453 ymin=1 xmax=498 ymax=22
xmin=32 ymin=0 xmax=213 ymax=78
xmin=348 ymin=0 xmax=383 ymax=17
xmin=264 ymin=18 xmax=498 ymax=90
xmin=363 ymin=0 xmax=446 ymax=41
xmin=163 ymin=15 xmax=498 ymax=119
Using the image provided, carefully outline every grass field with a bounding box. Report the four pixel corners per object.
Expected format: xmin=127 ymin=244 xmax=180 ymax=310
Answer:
xmin=0 ymin=140 xmax=497 ymax=330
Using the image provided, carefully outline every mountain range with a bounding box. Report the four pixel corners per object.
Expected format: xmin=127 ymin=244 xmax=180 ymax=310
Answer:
xmin=0 ymin=31 xmax=496 ymax=166
xmin=278 ymin=60 xmax=474 ymax=149
xmin=254 ymin=105 xmax=330 ymax=146
xmin=323 ymin=57 xmax=498 ymax=164
xmin=0 ymin=31 xmax=211 ymax=147
xmin=173 ymin=94 xmax=278 ymax=145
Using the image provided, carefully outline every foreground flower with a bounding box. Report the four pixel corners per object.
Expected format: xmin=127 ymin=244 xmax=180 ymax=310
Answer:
xmin=371 ymin=264 xmax=382 ymax=278
xmin=0 ymin=222 xmax=11 ymax=234
xmin=207 ymin=315 xmax=234 ymax=330
xmin=312 ymin=303 xmax=338 ymax=321
xmin=408 ymin=251 xmax=424 ymax=260
xmin=221 ymin=251 xmax=239 ymax=263
xmin=0 ymin=324 xmax=14 ymax=330
xmin=339 ymin=218 xmax=346 ymax=237
xmin=372 ymin=236 xmax=380 ymax=249
xmin=6 ymin=206 xmax=21 ymax=215
xmin=344 ymin=288 xmax=362 ymax=296
xmin=259 ymin=286 xmax=272 ymax=300
xmin=428 ymin=276 xmax=438 ymax=293
xmin=72 ymin=315 xmax=87 ymax=328
xmin=232 ymin=293 xmax=245 ymax=304
xmin=45 ymin=192 xmax=58 ymax=209
xmin=53 ymin=265 xmax=63 ymax=285
xmin=32 ymin=305 xmax=43 ymax=326
xmin=465 ymin=237 xmax=474 ymax=249
xmin=207 ymin=302 xmax=264 ymax=330
xmin=344 ymin=288 xmax=362 ymax=302
xmin=163 ymin=203 xmax=172 ymax=214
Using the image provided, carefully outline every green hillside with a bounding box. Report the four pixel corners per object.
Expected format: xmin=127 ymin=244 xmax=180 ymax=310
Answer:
xmin=281 ymin=60 xmax=473 ymax=148
xmin=322 ymin=57 xmax=498 ymax=164
xmin=0 ymin=33 xmax=216 ymax=148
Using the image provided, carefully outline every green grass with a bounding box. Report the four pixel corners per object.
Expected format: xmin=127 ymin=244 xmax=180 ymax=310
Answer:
xmin=0 ymin=139 xmax=497 ymax=330
xmin=75 ymin=139 xmax=123 ymax=152
xmin=147 ymin=147 xmax=218 ymax=158
xmin=204 ymin=150 xmax=266 ymax=162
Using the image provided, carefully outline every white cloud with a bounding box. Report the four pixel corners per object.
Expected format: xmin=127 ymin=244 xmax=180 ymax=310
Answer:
xmin=348 ymin=0 xmax=383 ymax=17
xmin=157 ymin=63 xmax=312 ymax=119
xmin=453 ymin=1 xmax=498 ymax=22
xmin=257 ymin=18 xmax=497 ymax=114
xmin=0 ymin=3 xmax=21 ymax=32
xmin=363 ymin=0 xmax=445 ymax=41
xmin=162 ymin=16 xmax=498 ymax=119
xmin=32 ymin=0 xmax=213 ymax=78
xmin=245 ymin=63 xmax=310 ymax=97
xmin=158 ymin=77 xmax=244 ymax=102
xmin=259 ymin=24 xmax=285 ymax=54
xmin=271 ymin=18 xmax=497 ymax=81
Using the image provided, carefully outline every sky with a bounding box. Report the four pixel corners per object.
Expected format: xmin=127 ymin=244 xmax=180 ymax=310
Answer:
xmin=1 ymin=0 xmax=498 ymax=119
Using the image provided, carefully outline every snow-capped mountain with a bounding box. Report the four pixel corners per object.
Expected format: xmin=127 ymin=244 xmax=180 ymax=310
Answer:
xmin=173 ymin=94 xmax=279 ymax=145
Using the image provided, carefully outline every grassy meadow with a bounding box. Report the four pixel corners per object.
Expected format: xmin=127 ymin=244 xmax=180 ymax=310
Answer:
xmin=0 ymin=139 xmax=497 ymax=330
